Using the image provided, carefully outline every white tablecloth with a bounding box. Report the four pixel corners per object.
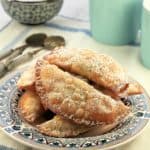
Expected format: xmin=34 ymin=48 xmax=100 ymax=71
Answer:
xmin=0 ymin=0 xmax=150 ymax=150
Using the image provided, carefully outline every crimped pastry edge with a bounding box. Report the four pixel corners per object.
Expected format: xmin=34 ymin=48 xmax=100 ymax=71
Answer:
xmin=35 ymin=59 xmax=130 ymax=126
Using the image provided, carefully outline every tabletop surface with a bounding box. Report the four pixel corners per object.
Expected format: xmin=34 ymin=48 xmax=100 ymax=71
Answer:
xmin=0 ymin=0 xmax=150 ymax=150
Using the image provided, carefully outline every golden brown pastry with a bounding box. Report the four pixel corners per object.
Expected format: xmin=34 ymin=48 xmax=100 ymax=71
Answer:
xmin=81 ymin=122 xmax=118 ymax=137
xmin=93 ymin=81 xmax=143 ymax=100
xmin=18 ymin=89 xmax=91 ymax=137
xmin=17 ymin=48 xmax=145 ymax=138
xmin=18 ymin=89 xmax=119 ymax=137
xmin=44 ymin=48 xmax=128 ymax=94
xmin=17 ymin=48 xmax=143 ymax=99
xmin=44 ymin=48 xmax=143 ymax=97
xmin=126 ymin=79 xmax=144 ymax=95
xmin=35 ymin=60 xmax=130 ymax=126
xmin=37 ymin=116 xmax=90 ymax=138
xmin=17 ymin=67 xmax=35 ymax=90
xmin=18 ymin=90 xmax=44 ymax=123
xmin=17 ymin=66 xmax=143 ymax=100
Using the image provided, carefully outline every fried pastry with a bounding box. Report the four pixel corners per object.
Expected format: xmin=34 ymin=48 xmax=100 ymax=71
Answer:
xmin=18 ymin=90 xmax=91 ymax=137
xmin=17 ymin=68 xmax=142 ymax=101
xmin=18 ymin=90 xmax=44 ymax=123
xmin=93 ymin=81 xmax=143 ymax=99
xmin=81 ymin=122 xmax=118 ymax=137
xmin=37 ymin=116 xmax=90 ymax=137
xmin=35 ymin=60 xmax=130 ymax=125
xmin=126 ymin=79 xmax=144 ymax=96
xmin=17 ymin=48 xmax=143 ymax=98
xmin=17 ymin=48 xmax=145 ymax=138
xmin=17 ymin=67 xmax=35 ymax=90
xmin=44 ymin=48 xmax=129 ymax=95
xmin=44 ymin=48 xmax=143 ymax=97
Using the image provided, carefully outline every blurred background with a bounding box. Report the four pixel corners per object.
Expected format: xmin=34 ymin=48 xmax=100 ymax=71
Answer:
xmin=0 ymin=0 xmax=89 ymax=29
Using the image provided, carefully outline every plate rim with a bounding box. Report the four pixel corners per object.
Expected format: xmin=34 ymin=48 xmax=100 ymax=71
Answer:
xmin=1 ymin=120 xmax=149 ymax=150
xmin=0 ymin=70 xmax=150 ymax=150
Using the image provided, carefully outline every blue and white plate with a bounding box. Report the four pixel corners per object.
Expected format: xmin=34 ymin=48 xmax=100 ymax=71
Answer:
xmin=0 ymin=72 xmax=149 ymax=150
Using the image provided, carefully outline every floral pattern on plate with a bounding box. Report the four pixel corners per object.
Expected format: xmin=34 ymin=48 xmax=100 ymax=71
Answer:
xmin=0 ymin=72 xmax=149 ymax=149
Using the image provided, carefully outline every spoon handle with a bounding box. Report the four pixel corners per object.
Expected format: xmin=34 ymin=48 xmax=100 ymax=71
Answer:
xmin=0 ymin=49 xmax=14 ymax=60
xmin=0 ymin=44 xmax=27 ymax=61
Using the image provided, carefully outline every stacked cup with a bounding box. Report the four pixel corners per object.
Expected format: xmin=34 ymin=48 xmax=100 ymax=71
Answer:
xmin=141 ymin=0 xmax=150 ymax=69
xmin=90 ymin=0 xmax=143 ymax=45
xmin=90 ymin=0 xmax=150 ymax=69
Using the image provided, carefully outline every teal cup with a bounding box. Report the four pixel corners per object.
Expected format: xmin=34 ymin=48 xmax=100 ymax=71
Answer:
xmin=90 ymin=0 xmax=143 ymax=45
xmin=141 ymin=1 xmax=150 ymax=69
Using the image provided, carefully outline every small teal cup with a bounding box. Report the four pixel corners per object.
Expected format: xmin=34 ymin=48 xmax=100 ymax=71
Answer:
xmin=90 ymin=0 xmax=143 ymax=45
xmin=141 ymin=1 xmax=150 ymax=69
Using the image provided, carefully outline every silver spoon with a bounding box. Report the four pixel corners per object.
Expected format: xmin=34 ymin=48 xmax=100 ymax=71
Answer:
xmin=0 ymin=34 xmax=66 ymax=78
xmin=0 ymin=33 xmax=47 ymax=60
